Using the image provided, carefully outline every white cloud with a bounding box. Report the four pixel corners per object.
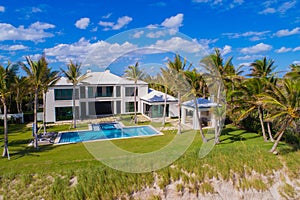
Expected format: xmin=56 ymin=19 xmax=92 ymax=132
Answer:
xmin=259 ymin=7 xmax=276 ymax=14
xmin=102 ymin=13 xmax=112 ymax=19
xmin=259 ymin=0 xmax=296 ymax=15
xmin=0 ymin=22 xmax=55 ymax=42
xmin=275 ymin=27 xmax=300 ymax=37
xmin=150 ymin=37 xmax=203 ymax=53
xmin=44 ymin=38 xmax=137 ymax=67
xmin=221 ymin=45 xmax=232 ymax=55
xmin=293 ymin=61 xmax=300 ymax=65
xmin=293 ymin=46 xmax=300 ymax=51
xmin=32 ymin=7 xmax=42 ymax=13
xmin=0 ymin=44 xmax=28 ymax=51
xmin=146 ymin=30 xmax=167 ymax=38
xmin=236 ymin=54 xmax=262 ymax=60
xmin=0 ymin=6 xmax=5 ymax=12
xmin=99 ymin=16 xmax=132 ymax=30
xmin=192 ymin=0 xmax=244 ymax=9
xmin=132 ymin=31 xmax=144 ymax=38
xmin=224 ymin=30 xmax=270 ymax=40
xmin=240 ymin=43 xmax=272 ymax=54
xmin=161 ymin=13 xmax=183 ymax=30
xmin=278 ymin=1 xmax=296 ymax=14
xmin=75 ymin=18 xmax=90 ymax=29
xmin=275 ymin=47 xmax=292 ymax=53
xmin=30 ymin=21 xmax=55 ymax=30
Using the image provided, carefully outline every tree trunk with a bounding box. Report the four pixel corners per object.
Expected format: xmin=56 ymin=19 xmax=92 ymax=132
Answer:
xmin=134 ymin=83 xmax=137 ymax=124
xmin=267 ymin=122 xmax=274 ymax=142
xmin=258 ymin=106 xmax=268 ymax=142
xmin=72 ymin=85 xmax=76 ymax=128
xmin=177 ymin=92 xmax=181 ymax=134
xmin=43 ymin=90 xmax=47 ymax=134
xmin=194 ymin=97 xmax=207 ymax=142
xmin=33 ymin=89 xmax=39 ymax=149
xmin=2 ymin=99 xmax=10 ymax=160
xmin=162 ymin=87 xmax=167 ymax=126
xmin=214 ymin=83 xmax=221 ymax=144
xmin=270 ymin=119 xmax=291 ymax=153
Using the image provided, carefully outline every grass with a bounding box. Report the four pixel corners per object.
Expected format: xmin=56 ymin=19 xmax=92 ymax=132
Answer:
xmin=0 ymin=123 xmax=299 ymax=199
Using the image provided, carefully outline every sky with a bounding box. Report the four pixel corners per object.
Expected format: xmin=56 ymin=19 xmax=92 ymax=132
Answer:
xmin=0 ymin=0 xmax=299 ymax=76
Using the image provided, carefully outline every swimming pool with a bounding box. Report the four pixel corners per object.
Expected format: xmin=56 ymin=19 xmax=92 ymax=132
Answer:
xmin=57 ymin=123 xmax=161 ymax=144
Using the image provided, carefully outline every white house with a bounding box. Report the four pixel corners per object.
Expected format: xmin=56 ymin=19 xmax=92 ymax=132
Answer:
xmin=45 ymin=69 xmax=178 ymax=123
xmin=181 ymin=98 xmax=217 ymax=130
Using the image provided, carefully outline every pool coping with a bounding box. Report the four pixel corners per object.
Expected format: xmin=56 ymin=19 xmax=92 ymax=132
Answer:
xmin=54 ymin=123 xmax=163 ymax=145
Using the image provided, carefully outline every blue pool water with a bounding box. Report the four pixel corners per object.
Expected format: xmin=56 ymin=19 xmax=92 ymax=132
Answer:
xmin=58 ymin=123 xmax=160 ymax=143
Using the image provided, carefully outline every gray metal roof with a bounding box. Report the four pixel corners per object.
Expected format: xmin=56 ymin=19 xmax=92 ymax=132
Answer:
xmin=54 ymin=70 xmax=148 ymax=86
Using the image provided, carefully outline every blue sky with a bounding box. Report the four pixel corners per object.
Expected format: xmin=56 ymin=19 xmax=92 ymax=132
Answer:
xmin=0 ymin=0 xmax=299 ymax=75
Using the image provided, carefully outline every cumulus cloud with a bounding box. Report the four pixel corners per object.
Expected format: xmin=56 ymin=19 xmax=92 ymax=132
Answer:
xmin=275 ymin=27 xmax=300 ymax=37
xmin=75 ymin=17 xmax=90 ymax=29
xmin=161 ymin=13 xmax=183 ymax=30
xmin=44 ymin=37 xmax=137 ymax=67
xmin=0 ymin=6 xmax=5 ymax=12
xmin=221 ymin=45 xmax=232 ymax=55
xmin=132 ymin=31 xmax=144 ymax=38
xmin=240 ymin=43 xmax=272 ymax=54
xmin=236 ymin=54 xmax=262 ymax=61
xmin=99 ymin=16 xmax=132 ymax=30
xmin=0 ymin=22 xmax=55 ymax=42
xmin=275 ymin=47 xmax=292 ymax=53
xmin=150 ymin=37 xmax=203 ymax=53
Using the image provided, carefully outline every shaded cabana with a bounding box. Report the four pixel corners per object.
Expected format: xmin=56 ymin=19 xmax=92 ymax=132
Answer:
xmin=181 ymin=98 xmax=217 ymax=130
xmin=140 ymin=89 xmax=178 ymax=119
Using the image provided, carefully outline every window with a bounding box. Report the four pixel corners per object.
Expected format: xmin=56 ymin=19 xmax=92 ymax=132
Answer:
xmin=116 ymin=86 xmax=121 ymax=97
xmin=88 ymin=87 xmax=95 ymax=98
xmin=54 ymin=89 xmax=78 ymax=100
xmin=55 ymin=107 xmax=72 ymax=121
xmin=80 ymin=86 xmax=86 ymax=98
xmin=125 ymin=87 xmax=138 ymax=97
xmin=116 ymin=101 xmax=121 ymax=114
xmin=125 ymin=102 xmax=138 ymax=112
xmin=96 ymin=86 xmax=114 ymax=97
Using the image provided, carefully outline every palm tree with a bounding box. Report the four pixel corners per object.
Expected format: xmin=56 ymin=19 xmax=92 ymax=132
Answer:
xmin=260 ymin=79 xmax=300 ymax=153
xmin=13 ymin=76 xmax=28 ymax=113
xmin=124 ymin=62 xmax=145 ymax=124
xmin=20 ymin=56 xmax=47 ymax=149
xmin=0 ymin=62 xmax=18 ymax=159
xmin=248 ymin=57 xmax=277 ymax=142
xmin=184 ymin=69 xmax=207 ymax=142
xmin=236 ymin=78 xmax=269 ymax=141
xmin=200 ymin=48 xmax=232 ymax=143
xmin=285 ymin=64 xmax=300 ymax=80
xmin=61 ymin=61 xmax=89 ymax=128
xmin=166 ymin=54 xmax=190 ymax=134
xmin=41 ymin=65 xmax=60 ymax=134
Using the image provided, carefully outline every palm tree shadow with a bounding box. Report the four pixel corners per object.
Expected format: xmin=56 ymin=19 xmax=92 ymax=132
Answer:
xmin=219 ymin=129 xmax=260 ymax=144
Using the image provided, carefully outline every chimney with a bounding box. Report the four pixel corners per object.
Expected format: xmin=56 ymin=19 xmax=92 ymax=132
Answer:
xmin=105 ymin=67 xmax=110 ymax=73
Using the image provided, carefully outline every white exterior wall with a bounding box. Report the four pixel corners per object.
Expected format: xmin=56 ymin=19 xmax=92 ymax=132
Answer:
xmin=181 ymin=106 xmax=214 ymax=130
xmin=45 ymin=84 xmax=148 ymax=122
xmin=169 ymin=103 xmax=179 ymax=117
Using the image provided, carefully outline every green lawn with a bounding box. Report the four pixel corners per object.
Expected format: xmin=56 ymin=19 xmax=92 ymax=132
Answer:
xmin=0 ymin=123 xmax=299 ymax=199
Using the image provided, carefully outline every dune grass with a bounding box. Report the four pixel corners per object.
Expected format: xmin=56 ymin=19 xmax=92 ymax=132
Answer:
xmin=0 ymin=123 xmax=299 ymax=199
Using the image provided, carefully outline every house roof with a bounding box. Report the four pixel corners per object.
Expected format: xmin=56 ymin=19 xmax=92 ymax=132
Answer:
xmin=182 ymin=98 xmax=217 ymax=108
xmin=54 ymin=70 xmax=148 ymax=86
xmin=141 ymin=89 xmax=177 ymax=103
